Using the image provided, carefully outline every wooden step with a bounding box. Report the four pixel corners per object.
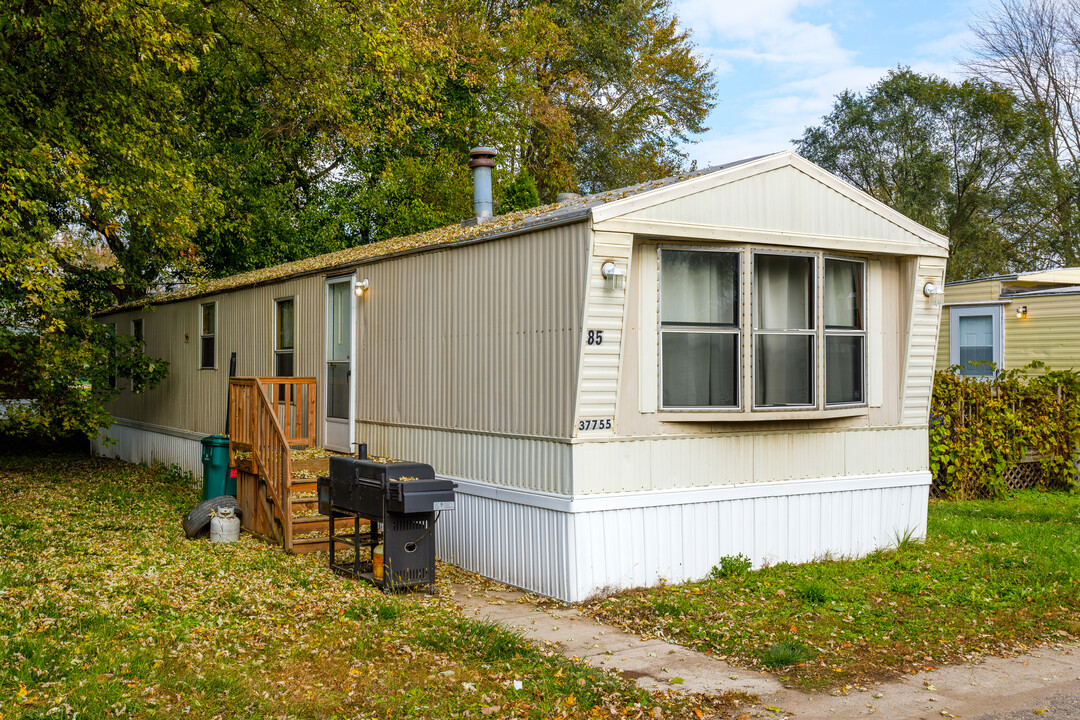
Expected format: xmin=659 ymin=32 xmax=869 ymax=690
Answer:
xmin=290 ymin=515 xmax=372 ymax=532
xmin=290 ymin=480 xmax=319 ymax=494
xmin=291 ymin=495 xmax=318 ymax=509
xmin=290 ymin=537 xmax=332 ymax=554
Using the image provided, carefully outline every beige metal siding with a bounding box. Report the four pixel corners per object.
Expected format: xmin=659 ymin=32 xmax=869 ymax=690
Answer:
xmin=100 ymin=276 xmax=325 ymax=438
xmin=621 ymin=165 xmax=924 ymax=248
xmin=901 ymin=257 xmax=947 ymax=425
xmin=357 ymin=420 xmax=572 ymax=493
xmin=355 ymin=222 xmax=589 ymax=439
xmin=1004 ymin=294 xmax=1080 ymax=371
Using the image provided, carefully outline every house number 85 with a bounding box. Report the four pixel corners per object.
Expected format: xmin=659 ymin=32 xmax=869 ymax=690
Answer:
xmin=587 ymin=330 xmax=604 ymax=345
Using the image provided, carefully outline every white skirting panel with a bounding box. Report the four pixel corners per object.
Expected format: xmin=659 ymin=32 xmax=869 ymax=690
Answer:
xmin=436 ymin=490 xmax=575 ymax=600
xmin=91 ymin=421 xmax=204 ymax=477
xmin=438 ymin=471 xmax=931 ymax=603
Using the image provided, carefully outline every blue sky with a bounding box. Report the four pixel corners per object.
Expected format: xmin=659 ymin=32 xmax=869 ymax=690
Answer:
xmin=673 ymin=0 xmax=982 ymax=165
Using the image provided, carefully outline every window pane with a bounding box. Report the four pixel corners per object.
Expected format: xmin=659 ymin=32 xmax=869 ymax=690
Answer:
xmin=661 ymin=250 xmax=738 ymax=326
xmin=756 ymin=255 xmax=813 ymax=330
xmin=202 ymin=304 xmax=215 ymax=336
xmin=327 ymin=282 xmax=351 ymax=362
xmin=276 ymin=351 xmax=294 ymax=378
xmin=662 ymin=332 xmax=738 ymax=407
xmin=824 ymin=259 xmax=862 ymax=329
xmin=326 ymin=362 xmax=349 ymax=419
xmin=826 ymin=336 xmax=864 ymax=404
xmin=957 ymin=315 xmax=995 ymax=376
xmin=132 ymin=319 xmax=144 ymax=342
xmin=277 ymin=299 xmax=294 ymax=350
xmin=755 ymin=335 xmax=813 ymax=406
xmin=201 ymin=336 xmax=215 ymax=369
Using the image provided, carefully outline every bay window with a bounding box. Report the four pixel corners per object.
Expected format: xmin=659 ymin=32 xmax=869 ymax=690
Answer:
xmin=659 ymin=246 xmax=867 ymax=413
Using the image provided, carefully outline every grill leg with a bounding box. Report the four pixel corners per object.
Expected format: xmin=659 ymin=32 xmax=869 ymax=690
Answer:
xmin=352 ymin=515 xmax=361 ymax=577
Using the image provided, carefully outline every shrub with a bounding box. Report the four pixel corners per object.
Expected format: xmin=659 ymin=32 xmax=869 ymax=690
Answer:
xmin=708 ymin=554 xmax=753 ymax=579
xmin=930 ymin=364 xmax=1080 ymax=499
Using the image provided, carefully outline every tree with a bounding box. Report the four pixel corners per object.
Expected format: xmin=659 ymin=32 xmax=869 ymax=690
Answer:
xmin=500 ymin=170 xmax=542 ymax=213
xmin=796 ymin=69 xmax=1038 ymax=280
xmin=0 ymin=0 xmax=444 ymax=437
xmin=966 ymin=0 xmax=1080 ymax=268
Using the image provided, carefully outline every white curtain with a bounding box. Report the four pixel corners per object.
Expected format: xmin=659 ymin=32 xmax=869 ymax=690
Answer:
xmin=756 ymin=255 xmax=811 ymax=330
xmin=755 ymin=255 xmax=812 ymax=406
xmin=661 ymin=250 xmax=737 ymax=325
xmin=824 ymin=259 xmax=860 ymax=329
xmin=661 ymin=250 xmax=738 ymax=407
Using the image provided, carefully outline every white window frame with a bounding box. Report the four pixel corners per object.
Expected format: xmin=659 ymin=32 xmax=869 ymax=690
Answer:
xmin=949 ymin=304 xmax=1003 ymax=377
xmin=658 ymin=246 xmax=742 ymax=410
xmin=656 ymin=245 xmax=869 ymax=415
xmin=199 ymin=302 xmax=217 ymax=370
xmin=751 ymin=249 xmax=818 ymax=411
xmin=274 ymin=296 xmax=295 ymax=378
xmin=823 ymin=255 xmax=868 ymax=408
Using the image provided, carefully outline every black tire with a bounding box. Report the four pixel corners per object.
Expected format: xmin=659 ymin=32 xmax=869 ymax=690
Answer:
xmin=182 ymin=496 xmax=241 ymax=538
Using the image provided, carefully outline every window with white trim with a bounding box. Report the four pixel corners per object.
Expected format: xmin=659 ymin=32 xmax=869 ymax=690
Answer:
xmin=660 ymin=249 xmax=740 ymax=408
xmin=275 ymin=297 xmax=295 ymax=377
xmin=658 ymin=247 xmax=867 ymax=412
xmin=949 ymin=305 xmax=1002 ymax=377
xmin=824 ymin=258 xmax=865 ymax=405
xmin=200 ymin=302 xmax=216 ymax=369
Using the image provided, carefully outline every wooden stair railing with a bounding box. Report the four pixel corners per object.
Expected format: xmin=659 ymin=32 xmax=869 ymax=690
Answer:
xmin=228 ymin=377 xmax=317 ymax=553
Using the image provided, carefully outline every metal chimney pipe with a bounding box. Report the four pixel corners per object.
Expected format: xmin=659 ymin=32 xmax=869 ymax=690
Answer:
xmin=469 ymin=147 xmax=497 ymax=222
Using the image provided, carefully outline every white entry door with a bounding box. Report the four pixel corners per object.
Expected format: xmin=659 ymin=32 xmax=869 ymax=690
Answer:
xmin=324 ymin=277 xmax=355 ymax=451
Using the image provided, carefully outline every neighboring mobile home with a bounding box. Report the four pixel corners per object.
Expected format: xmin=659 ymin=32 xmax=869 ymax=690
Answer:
xmin=95 ymin=151 xmax=948 ymax=602
xmin=936 ymin=269 xmax=1080 ymax=377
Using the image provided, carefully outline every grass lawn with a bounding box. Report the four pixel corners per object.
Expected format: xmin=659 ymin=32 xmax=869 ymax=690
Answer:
xmin=0 ymin=454 xmax=730 ymax=719
xmin=582 ymin=491 xmax=1080 ymax=691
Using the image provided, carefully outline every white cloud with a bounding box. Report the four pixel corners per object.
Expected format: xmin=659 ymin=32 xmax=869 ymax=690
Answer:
xmin=673 ymin=0 xmax=971 ymax=164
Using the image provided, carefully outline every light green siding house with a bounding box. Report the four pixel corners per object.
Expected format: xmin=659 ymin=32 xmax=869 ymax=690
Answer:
xmin=936 ymin=269 xmax=1080 ymax=376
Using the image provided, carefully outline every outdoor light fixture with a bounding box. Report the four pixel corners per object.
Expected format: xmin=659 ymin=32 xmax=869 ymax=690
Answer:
xmin=1016 ymin=305 xmax=1028 ymax=319
xmin=601 ymin=261 xmax=625 ymax=291
xmin=354 ymin=278 xmax=370 ymax=297
xmin=923 ymin=281 xmax=945 ymax=308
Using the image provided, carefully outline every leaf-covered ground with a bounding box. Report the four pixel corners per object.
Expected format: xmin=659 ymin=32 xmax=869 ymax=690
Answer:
xmin=582 ymin=491 xmax=1080 ymax=692
xmin=0 ymin=454 xmax=733 ymax=719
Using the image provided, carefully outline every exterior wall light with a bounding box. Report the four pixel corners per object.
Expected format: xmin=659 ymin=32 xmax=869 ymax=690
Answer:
xmin=923 ymin=282 xmax=945 ymax=308
xmin=354 ymin=278 xmax=370 ymax=297
xmin=601 ymin=261 xmax=625 ymax=291
xmin=1016 ymin=305 xmax=1027 ymax=319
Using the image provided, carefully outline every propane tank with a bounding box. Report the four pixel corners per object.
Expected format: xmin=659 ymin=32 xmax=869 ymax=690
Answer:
xmin=210 ymin=506 xmax=240 ymax=543
xmin=372 ymin=543 xmax=384 ymax=580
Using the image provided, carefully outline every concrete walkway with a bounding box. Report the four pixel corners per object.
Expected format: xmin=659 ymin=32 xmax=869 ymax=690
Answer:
xmin=449 ymin=584 xmax=1080 ymax=719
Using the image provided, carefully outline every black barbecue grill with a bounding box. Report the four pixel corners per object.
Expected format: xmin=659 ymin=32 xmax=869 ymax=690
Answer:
xmin=318 ymin=454 xmax=455 ymax=592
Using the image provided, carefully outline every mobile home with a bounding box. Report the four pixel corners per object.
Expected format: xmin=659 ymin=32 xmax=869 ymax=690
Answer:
xmin=936 ymin=269 xmax=1080 ymax=376
xmin=95 ymin=151 xmax=947 ymax=602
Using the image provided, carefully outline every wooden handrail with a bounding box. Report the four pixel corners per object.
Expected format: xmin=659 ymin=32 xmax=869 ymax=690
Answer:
xmin=228 ymin=377 xmax=299 ymax=551
xmin=256 ymin=377 xmax=317 ymax=448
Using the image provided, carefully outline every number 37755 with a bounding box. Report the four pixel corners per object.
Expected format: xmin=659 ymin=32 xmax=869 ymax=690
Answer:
xmin=577 ymin=418 xmax=612 ymax=431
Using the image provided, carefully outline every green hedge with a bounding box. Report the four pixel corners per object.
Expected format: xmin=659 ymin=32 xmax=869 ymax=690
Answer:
xmin=930 ymin=364 xmax=1080 ymax=499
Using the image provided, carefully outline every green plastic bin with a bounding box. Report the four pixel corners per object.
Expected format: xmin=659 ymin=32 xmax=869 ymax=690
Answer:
xmin=201 ymin=435 xmax=234 ymax=500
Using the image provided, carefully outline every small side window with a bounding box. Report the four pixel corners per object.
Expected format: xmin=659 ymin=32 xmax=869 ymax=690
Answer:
xmin=949 ymin=305 xmax=1002 ymax=377
xmin=200 ymin=303 xmax=216 ymax=369
xmin=275 ymin=298 xmax=295 ymax=377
